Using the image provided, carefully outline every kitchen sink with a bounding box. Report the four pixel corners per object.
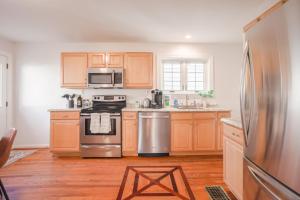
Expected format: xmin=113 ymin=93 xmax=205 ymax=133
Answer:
xmin=176 ymin=105 xmax=204 ymax=109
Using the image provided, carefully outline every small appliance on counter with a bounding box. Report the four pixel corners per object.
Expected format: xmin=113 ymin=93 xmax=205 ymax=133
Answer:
xmin=142 ymin=98 xmax=151 ymax=108
xmin=151 ymin=89 xmax=163 ymax=109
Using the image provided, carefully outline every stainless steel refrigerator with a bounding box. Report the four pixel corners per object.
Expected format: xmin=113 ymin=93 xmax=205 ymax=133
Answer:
xmin=241 ymin=0 xmax=300 ymax=199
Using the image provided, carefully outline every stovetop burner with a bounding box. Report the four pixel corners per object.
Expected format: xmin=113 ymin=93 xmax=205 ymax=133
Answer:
xmin=81 ymin=95 xmax=126 ymax=114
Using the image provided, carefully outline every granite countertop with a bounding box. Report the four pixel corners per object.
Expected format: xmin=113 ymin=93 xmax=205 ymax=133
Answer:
xmin=48 ymin=108 xmax=82 ymax=112
xmin=221 ymin=118 xmax=243 ymax=129
xmin=122 ymin=107 xmax=231 ymax=112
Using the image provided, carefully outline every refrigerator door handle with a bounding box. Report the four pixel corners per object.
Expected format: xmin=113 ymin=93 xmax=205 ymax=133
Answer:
xmin=240 ymin=41 xmax=253 ymax=146
xmin=248 ymin=165 xmax=300 ymax=200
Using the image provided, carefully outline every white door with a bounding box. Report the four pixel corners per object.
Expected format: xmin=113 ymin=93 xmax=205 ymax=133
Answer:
xmin=0 ymin=55 xmax=7 ymax=137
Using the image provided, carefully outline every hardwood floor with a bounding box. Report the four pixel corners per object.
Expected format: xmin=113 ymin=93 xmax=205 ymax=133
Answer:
xmin=0 ymin=149 xmax=236 ymax=200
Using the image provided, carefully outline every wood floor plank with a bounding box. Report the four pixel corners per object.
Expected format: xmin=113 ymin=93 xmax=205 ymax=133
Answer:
xmin=0 ymin=149 xmax=237 ymax=200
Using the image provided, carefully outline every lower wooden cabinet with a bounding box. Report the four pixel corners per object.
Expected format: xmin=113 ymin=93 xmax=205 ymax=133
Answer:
xmin=171 ymin=120 xmax=193 ymax=152
xmin=193 ymin=118 xmax=216 ymax=151
xmin=170 ymin=112 xmax=229 ymax=154
xmin=217 ymin=112 xmax=231 ymax=150
xmin=122 ymin=112 xmax=138 ymax=156
xmin=50 ymin=111 xmax=80 ymax=153
xmin=121 ymin=111 xmax=231 ymax=156
xmin=223 ymin=123 xmax=244 ymax=200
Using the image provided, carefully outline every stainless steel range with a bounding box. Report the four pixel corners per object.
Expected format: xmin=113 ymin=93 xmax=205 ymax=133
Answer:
xmin=80 ymin=95 xmax=126 ymax=158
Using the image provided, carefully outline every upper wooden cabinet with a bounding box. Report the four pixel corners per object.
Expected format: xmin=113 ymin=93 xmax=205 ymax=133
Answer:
xmin=88 ymin=52 xmax=124 ymax=68
xmin=124 ymin=52 xmax=153 ymax=88
xmin=88 ymin=52 xmax=106 ymax=67
xmin=107 ymin=52 xmax=124 ymax=67
xmin=61 ymin=53 xmax=88 ymax=88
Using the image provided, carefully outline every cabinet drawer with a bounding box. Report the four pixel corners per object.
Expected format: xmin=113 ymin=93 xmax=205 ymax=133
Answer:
xmin=193 ymin=112 xmax=216 ymax=119
xmin=171 ymin=113 xmax=193 ymax=120
xmin=50 ymin=112 xmax=80 ymax=120
xmin=218 ymin=112 xmax=231 ymax=119
xmin=123 ymin=112 xmax=137 ymax=120
xmin=223 ymin=123 xmax=244 ymax=145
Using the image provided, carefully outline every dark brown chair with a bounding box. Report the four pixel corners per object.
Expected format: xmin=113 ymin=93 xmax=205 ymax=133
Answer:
xmin=0 ymin=129 xmax=17 ymax=200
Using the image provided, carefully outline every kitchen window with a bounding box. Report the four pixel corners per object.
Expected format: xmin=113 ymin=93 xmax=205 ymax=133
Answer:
xmin=161 ymin=58 xmax=213 ymax=92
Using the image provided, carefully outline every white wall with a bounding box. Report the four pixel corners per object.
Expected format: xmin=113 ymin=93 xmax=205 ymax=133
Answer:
xmin=13 ymin=42 xmax=242 ymax=147
xmin=0 ymin=37 xmax=15 ymax=136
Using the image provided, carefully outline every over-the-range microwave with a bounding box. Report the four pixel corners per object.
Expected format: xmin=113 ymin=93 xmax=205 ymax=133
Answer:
xmin=87 ymin=68 xmax=123 ymax=88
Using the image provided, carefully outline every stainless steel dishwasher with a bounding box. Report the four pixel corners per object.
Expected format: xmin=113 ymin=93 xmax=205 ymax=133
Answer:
xmin=138 ymin=112 xmax=170 ymax=156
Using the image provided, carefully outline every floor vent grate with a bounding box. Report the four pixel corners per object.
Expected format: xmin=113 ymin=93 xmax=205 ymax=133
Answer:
xmin=205 ymin=185 xmax=231 ymax=200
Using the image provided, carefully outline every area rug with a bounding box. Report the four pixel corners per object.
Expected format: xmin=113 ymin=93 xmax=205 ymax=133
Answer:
xmin=4 ymin=150 xmax=37 ymax=167
xmin=117 ymin=166 xmax=195 ymax=200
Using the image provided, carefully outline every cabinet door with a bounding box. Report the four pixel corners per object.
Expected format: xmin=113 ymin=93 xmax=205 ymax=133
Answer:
xmin=171 ymin=120 xmax=193 ymax=152
xmin=122 ymin=119 xmax=137 ymax=153
xmin=50 ymin=120 xmax=80 ymax=152
xmin=88 ymin=53 xmax=106 ymax=67
xmin=193 ymin=119 xmax=216 ymax=151
xmin=223 ymin=137 xmax=243 ymax=200
xmin=124 ymin=52 xmax=153 ymax=88
xmin=217 ymin=112 xmax=231 ymax=150
xmin=61 ymin=53 xmax=87 ymax=88
xmin=107 ymin=52 xmax=124 ymax=68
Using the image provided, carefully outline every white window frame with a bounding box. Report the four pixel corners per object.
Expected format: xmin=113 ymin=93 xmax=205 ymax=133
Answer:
xmin=160 ymin=57 xmax=214 ymax=93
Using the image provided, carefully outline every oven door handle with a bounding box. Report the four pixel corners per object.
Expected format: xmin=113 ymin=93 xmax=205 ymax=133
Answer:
xmin=80 ymin=113 xmax=121 ymax=117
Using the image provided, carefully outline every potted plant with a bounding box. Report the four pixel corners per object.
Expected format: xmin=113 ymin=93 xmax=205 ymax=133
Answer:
xmin=198 ymin=90 xmax=214 ymax=108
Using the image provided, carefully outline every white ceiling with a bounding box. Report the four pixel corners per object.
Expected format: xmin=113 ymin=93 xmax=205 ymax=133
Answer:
xmin=0 ymin=0 xmax=263 ymax=43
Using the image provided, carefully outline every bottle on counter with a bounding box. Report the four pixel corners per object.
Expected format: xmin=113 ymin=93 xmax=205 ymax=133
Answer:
xmin=77 ymin=95 xmax=82 ymax=108
xmin=174 ymin=99 xmax=178 ymax=108
xmin=164 ymin=95 xmax=170 ymax=107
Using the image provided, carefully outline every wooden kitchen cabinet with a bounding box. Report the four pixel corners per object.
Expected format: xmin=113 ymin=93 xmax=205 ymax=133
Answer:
xmin=88 ymin=52 xmax=106 ymax=67
xmin=124 ymin=52 xmax=153 ymax=88
xmin=107 ymin=52 xmax=124 ymax=67
xmin=171 ymin=120 xmax=193 ymax=152
xmin=50 ymin=111 xmax=80 ymax=153
xmin=217 ymin=112 xmax=231 ymax=150
xmin=193 ymin=118 xmax=216 ymax=151
xmin=170 ymin=112 xmax=231 ymax=155
xmin=61 ymin=53 xmax=88 ymax=88
xmin=223 ymin=123 xmax=244 ymax=200
xmin=122 ymin=112 xmax=138 ymax=156
xmin=88 ymin=52 xmax=124 ymax=68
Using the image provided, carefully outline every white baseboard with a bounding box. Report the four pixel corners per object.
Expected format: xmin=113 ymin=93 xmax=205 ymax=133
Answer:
xmin=13 ymin=144 xmax=49 ymax=149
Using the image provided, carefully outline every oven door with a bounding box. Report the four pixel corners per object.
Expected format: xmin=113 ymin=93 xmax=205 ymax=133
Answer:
xmin=80 ymin=113 xmax=121 ymax=144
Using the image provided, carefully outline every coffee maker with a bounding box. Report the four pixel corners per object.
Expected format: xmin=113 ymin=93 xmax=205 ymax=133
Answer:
xmin=151 ymin=89 xmax=163 ymax=109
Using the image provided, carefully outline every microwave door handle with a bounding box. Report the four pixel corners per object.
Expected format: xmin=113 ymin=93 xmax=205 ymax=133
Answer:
xmin=112 ymin=70 xmax=115 ymax=86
